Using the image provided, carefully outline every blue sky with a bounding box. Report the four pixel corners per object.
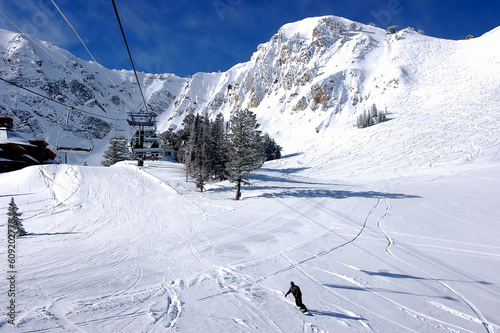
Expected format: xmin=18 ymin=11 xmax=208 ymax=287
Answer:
xmin=0 ymin=0 xmax=498 ymax=77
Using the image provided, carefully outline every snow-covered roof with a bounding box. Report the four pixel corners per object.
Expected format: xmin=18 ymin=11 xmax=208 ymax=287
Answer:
xmin=21 ymin=153 xmax=40 ymax=164
xmin=0 ymin=129 xmax=35 ymax=147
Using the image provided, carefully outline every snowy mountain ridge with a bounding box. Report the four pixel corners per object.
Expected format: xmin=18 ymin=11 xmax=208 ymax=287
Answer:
xmin=1 ymin=16 xmax=499 ymax=174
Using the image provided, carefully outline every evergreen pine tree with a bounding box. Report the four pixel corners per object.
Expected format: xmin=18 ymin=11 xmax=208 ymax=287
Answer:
xmin=225 ymin=109 xmax=265 ymax=200
xmin=370 ymin=103 xmax=378 ymax=123
xmin=195 ymin=172 xmax=205 ymax=192
xmin=160 ymin=128 xmax=180 ymax=151
xmin=356 ymin=114 xmax=362 ymax=128
xmin=378 ymin=107 xmax=387 ymax=123
xmin=262 ymin=133 xmax=283 ymax=161
xmin=357 ymin=104 xmax=387 ymax=128
xmin=7 ymin=198 xmax=27 ymax=236
xmin=210 ymin=113 xmax=229 ymax=181
xmin=191 ymin=114 xmax=205 ymax=183
xmin=185 ymin=114 xmax=201 ymax=176
xmin=101 ymin=135 xmax=129 ymax=167
xmin=178 ymin=114 xmax=195 ymax=165
xmin=194 ymin=115 xmax=211 ymax=192
xmin=202 ymin=115 xmax=212 ymax=176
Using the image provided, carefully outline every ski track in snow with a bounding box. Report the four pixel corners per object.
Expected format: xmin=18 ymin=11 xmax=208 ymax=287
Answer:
xmin=377 ymin=198 xmax=496 ymax=333
xmin=275 ymin=195 xmax=481 ymax=333
xmin=1 ymin=160 xmax=499 ymax=332
xmin=261 ymin=196 xmax=380 ymax=279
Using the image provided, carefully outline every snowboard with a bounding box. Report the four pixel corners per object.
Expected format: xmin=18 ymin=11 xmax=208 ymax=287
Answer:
xmin=300 ymin=307 xmax=310 ymax=315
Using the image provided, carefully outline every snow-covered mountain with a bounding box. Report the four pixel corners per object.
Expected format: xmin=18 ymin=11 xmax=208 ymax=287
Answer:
xmin=1 ymin=16 xmax=499 ymax=172
xmin=0 ymin=27 xmax=185 ymax=144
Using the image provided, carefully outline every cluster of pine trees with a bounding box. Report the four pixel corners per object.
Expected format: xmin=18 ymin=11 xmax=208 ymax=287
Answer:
xmin=163 ymin=109 xmax=282 ymax=198
xmin=99 ymin=109 xmax=282 ymax=198
xmin=356 ymin=104 xmax=388 ymax=129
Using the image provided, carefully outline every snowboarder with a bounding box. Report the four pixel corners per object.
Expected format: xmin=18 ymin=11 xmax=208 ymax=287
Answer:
xmin=285 ymin=281 xmax=307 ymax=312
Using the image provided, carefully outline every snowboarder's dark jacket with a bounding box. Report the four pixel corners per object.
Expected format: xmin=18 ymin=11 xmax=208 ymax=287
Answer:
xmin=285 ymin=284 xmax=302 ymax=299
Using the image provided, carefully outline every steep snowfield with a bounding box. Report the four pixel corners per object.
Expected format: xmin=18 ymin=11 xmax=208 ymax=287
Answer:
xmin=266 ymin=23 xmax=500 ymax=180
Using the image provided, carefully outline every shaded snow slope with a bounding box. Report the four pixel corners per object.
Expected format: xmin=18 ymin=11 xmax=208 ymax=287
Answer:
xmin=0 ymin=155 xmax=499 ymax=332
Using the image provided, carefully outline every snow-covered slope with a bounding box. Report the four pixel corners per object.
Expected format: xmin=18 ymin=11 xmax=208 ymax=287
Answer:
xmin=0 ymin=157 xmax=499 ymax=331
xmin=1 ymin=16 xmax=499 ymax=172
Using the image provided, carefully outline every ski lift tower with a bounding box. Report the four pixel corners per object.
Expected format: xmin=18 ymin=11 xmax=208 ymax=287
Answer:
xmin=127 ymin=111 xmax=164 ymax=161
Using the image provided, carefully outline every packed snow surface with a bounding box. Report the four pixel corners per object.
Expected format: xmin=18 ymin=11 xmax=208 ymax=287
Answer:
xmin=1 ymin=148 xmax=499 ymax=332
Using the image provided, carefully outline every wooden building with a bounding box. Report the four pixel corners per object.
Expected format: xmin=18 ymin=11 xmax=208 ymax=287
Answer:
xmin=0 ymin=116 xmax=58 ymax=173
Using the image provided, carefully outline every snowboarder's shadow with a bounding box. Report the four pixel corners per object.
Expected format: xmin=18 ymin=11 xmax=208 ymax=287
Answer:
xmin=24 ymin=232 xmax=81 ymax=237
xmin=307 ymin=310 xmax=366 ymax=321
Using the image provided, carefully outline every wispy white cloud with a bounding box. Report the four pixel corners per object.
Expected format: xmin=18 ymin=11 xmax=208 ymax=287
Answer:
xmin=0 ymin=0 xmax=76 ymax=47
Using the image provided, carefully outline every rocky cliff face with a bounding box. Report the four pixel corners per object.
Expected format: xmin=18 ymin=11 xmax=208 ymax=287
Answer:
xmin=165 ymin=16 xmax=410 ymax=136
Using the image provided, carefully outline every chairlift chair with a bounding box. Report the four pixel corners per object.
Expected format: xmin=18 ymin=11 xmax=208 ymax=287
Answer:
xmin=55 ymin=131 xmax=94 ymax=154
xmin=55 ymin=107 xmax=94 ymax=163
xmin=109 ymin=118 xmax=129 ymax=140
xmin=126 ymin=111 xmax=165 ymax=160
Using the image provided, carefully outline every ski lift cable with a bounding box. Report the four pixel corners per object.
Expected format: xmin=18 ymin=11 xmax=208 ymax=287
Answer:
xmin=0 ymin=10 xmax=122 ymax=115
xmin=111 ymin=0 xmax=149 ymax=114
xmin=49 ymin=0 xmax=136 ymax=111
xmin=0 ymin=77 xmax=123 ymax=121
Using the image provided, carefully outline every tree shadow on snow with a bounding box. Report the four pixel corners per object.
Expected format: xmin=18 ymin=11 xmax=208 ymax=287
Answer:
xmin=324 ymin=283 xmax=457 ymax=301
xmin=207 ymin=183 xmax=421 ymax=201
xmin=280 ymin=152 xmax=303 ymax=159
xmin=307 ymin=309 xmax=367 ymax=321
xmin=259 ymin=167 xmax=310 ymax=175
xmin=360 ymin=269 xmax=493 ymax=286
xmin=0 ymin=193 xmax=34 ymax=198
xmin=361 ymin=269 xmax=427 ymax=280
xmin=207 ymin=177 xmax=333 ymax=194
xmin=249 ymin=173 xmax=332 ymax=186
xmin=257 ymin=189 xmax=420 ymax=199
xmin=24 ymin=232 xmax=81 ymax=237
